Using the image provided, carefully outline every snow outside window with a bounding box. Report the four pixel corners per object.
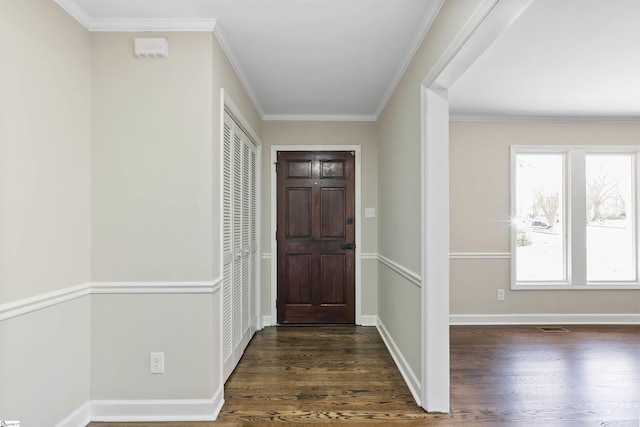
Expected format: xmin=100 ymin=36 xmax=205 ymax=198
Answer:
xmin=511 ymin=146 xmax=640 ymax=290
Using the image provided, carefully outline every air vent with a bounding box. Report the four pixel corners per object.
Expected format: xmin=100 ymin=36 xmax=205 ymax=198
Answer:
xmin=537 ymin=326 xmax=570 ymax=333
xmin=134 ymin=38 xmax=169 ymax=58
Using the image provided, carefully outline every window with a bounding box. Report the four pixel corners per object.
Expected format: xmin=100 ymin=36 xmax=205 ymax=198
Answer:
xmin=511 ymin=147 xmax=640 ymax=289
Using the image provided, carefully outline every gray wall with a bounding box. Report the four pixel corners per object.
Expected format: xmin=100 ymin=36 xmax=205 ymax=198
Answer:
xmin=0 ymin=0 xmax=92 ymax=424
xmin=376 ymin=0 xmax=486 ymax=384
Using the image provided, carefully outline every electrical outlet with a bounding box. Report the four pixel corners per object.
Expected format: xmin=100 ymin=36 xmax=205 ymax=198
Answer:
xmin=150 ymin=352 xmax=164 ymax=374
xmin=497 ymin=289 xmax=505 ymax=301
xmin=365 ymin=207 xmax=375 ymax=218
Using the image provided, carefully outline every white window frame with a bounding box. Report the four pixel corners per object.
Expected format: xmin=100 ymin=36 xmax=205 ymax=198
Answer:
xmin=511 ymin=145 xmax=640 ymax=290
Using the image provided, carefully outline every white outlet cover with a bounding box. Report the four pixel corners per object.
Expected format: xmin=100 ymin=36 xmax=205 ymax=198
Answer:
xmin=150 ymin=352 xmax=165 ymax=374
xmin=365 ymin=207 xmax=375 ymax=218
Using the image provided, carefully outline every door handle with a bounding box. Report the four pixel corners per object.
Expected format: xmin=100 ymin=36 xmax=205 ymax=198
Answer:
xmin=340 ymin=243 xmax=356 ymax=250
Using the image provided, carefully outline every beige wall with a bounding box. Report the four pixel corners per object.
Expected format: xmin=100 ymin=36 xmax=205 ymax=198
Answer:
xmin=91 ymin=31 xmax=260 ymax=283
xmin=0 ymin=0 xmax=92 ymax=303
xmin=90 ymin=31 xmax=261 ymax=402
xmin=1 ymin=298 xmax=91 ymax=426
xmin=376 ymin=0 xmax=486 ymax=382
xmin=260 ymin=121 xmax=378 ymax=318
xmin=91 ymin=32 xmax=215 ymax=282
xmin=2 ymin=10 xmax=262 ymax=423
xmin=90 ymin=32 xmax=217 ymax=401
xmin=378 ymin=0 xmax=485 ymax=273
xmin=0 ymin=0 xmax=92 ymax=424
xmin=450 ymin=121 xmax=640 ymax=315
xmin=91 ymin=294 xmax=215 ymax=399
xmin=212 ymin=31 xmax=262 ymax=285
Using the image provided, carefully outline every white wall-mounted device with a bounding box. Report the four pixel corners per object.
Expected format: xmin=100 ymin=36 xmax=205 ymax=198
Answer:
xmin=134 ymin=38 xmax=169 ymax=58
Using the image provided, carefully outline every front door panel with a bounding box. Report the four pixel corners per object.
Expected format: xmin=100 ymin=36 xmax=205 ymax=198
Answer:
xmin=277 ymin=151 xmax=355 ymax=324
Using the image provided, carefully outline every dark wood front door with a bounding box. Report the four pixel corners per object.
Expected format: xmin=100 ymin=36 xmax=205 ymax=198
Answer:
xmin=277 ymin=151 xmax=355 ymax=324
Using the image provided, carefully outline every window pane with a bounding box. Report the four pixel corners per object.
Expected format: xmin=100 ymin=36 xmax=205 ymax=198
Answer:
xmin=586 ymin=154 xmax=636 ymax=281
xmin=515 ymin=154 xmax=565 ymax=281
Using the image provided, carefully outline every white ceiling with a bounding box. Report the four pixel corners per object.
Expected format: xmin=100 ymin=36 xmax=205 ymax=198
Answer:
xmin=56 ymin=0 xmax=444 ymax=120
xmin=449 ymin=0 xmax=640 ymax=121
xmin=55 ymin=0 xmax=640 ymax=121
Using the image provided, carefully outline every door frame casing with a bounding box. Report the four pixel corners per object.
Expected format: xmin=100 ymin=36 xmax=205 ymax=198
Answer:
xmin=418 ymin=0 xmax=534 ymax=412
xmin=270 ymin=145 xmax=362 ymax=325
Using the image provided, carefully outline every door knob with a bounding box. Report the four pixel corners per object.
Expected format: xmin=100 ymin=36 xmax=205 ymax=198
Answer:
xmin=340 ymin=243 xmax=355 ymax=250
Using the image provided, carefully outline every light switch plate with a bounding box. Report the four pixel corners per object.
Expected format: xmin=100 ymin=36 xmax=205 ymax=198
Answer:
xmin=365 ymin=208 xmax=375 ymax=218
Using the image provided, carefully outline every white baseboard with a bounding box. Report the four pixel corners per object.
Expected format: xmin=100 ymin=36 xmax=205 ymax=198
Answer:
xmin=262 ymin=315 xmax=275 ymax=326
xmin=358 ymin=315 xmax=378 ymax=326
xmin=211 ymin=384 xmax=225 ymax=419
xmin=90 ymin=386 xmax=224 ymax=422
xmin=55 ymin=401 xmax=91 ymax=427
xmin=450 ymin=313 xmax=640 ymax=325
xmin=376 ymin=318 xmax=421 ymax=407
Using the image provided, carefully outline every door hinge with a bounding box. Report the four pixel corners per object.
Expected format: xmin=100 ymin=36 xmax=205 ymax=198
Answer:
xmin=274 ymin=161 xmax=279 ymax=173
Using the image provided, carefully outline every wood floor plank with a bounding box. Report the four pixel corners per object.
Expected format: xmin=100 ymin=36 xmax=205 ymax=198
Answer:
xmin=89 ymin=325 xmax=640 ymax=426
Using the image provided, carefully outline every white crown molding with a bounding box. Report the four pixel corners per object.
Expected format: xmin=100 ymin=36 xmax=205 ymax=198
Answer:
xmin=377 ymin=254 xmax=421 ymax=288
xmin=377 ymin=319 xmax=421 ymax=407
xmin=213 ymin=26 xmax=265 ymax=118
xmin=0 ymin=283 xmax=91 ymax=322
xmin=262 ymin=114 xmax=377 ymax=122
xmin=0 ymin=280 xmax=222 ymax=322
xmin=450 ymin=313 xmax=640 ymax=325
xmin=450 ymin=113 xmax=640 ymax=123
xmin=91 ymin=18 xmax=217 ymax=32
xmin=55 ymin=0 xmax=216 ymax=32
xmin=423 ymin=0 xmax=501 ymax=88
xmin=374 ymin=0 xmax=445 ymax=119
xmin=54 ymin=0 xmax=93 ymax=29
xmin=433 ymin=0 xmax=533 ymax=90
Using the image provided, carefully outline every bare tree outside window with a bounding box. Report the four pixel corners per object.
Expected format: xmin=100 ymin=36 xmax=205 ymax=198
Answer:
xmin=586 ymin=155 xmax=635 ymax=281
xmin=586 ymin=167 xmax=624 ymax=222
xmin=514 ymin=154 xmax=565 ymax=282
xmin=533 ymin=188 xmax=559 ymax=228
xmin=513 ymin=149 xmax=638 ymax=287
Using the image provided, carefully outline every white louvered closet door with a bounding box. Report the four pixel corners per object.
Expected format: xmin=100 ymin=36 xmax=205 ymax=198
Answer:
xmin=222 ymin=112 xmax=234 ymax=381
xmin=249 ymin=145 xmax=257 ymax=330
xmin=222 ymin=110 xmax=257 ymax=382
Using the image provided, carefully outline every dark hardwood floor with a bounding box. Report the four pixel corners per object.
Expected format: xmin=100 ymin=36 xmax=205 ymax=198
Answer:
xmin=89 ymin=325 xmax=640 ymax=426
